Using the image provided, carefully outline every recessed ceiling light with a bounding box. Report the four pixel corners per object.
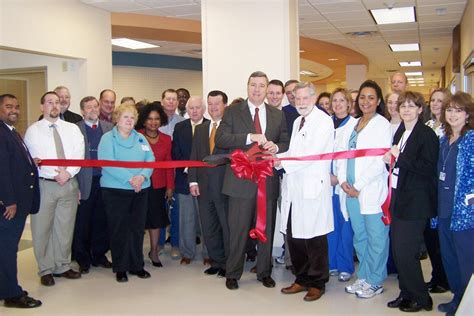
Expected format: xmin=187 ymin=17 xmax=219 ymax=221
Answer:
xmin=300 ymin=70 xmax=317 ymax=76
xmin=300 ymin=50 xmax=305 ymax=53
xmin=390 ymin=43 xmax=420 ymax=52
xmin=408 ymin=78 xmax=424 ymax=82
xmin=111 ymin=38 xmax=159 ymax=50
xmin=399 ymin=61 xmax=422 ymax=67
xmin=405 ymin=71 xmax=423 ymax=76
xmin=328 ymin=58 xmax=339 ymax=61
xmin=370 ymin=6 xmax=416 ymax=25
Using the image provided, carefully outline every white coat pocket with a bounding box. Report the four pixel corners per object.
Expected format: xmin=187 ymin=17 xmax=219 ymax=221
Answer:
xmin=303 ymin=177 xmax=322 ymax=199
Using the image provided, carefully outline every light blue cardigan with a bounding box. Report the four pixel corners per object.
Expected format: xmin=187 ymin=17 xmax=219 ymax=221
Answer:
xmin=98 ymin=126 xmax=155 ymax=190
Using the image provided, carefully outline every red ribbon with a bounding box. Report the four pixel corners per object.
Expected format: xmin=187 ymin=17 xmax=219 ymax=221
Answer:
xmin=230 ymin=149 xmax=274 ymax=243
xmin=40 ymin=147 xmax=392 ymax=243
xmin=229 ymin=146 xmax=391 ymax=242
xmin=39 ymin=159 xmax=210 ymax=169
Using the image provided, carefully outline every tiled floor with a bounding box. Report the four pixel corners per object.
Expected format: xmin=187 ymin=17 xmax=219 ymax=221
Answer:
xmin=3 ymin=228 xmax=453 ymax=315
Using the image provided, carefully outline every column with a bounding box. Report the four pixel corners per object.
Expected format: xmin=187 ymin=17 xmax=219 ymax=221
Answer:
xmin=201 ymin=0 xmax=299 ymax=100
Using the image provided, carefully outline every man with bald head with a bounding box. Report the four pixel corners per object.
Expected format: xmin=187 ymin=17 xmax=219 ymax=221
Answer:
xmin=390 ymin=72 xmax=408 ymax=94
xmin=39 ymin=86 xmax=82 ymax=123
xmin=172 ymin=97 xmax=208 ymax=264
xmin=98 ymin=89 xmax=116 ymax=123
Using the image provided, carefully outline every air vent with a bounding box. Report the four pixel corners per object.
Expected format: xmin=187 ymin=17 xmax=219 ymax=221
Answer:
xmin=345 ymin=31 xmax=378 ymax=38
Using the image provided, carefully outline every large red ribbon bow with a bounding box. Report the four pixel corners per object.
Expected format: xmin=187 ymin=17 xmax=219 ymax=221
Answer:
xmin=230 ymin=147 xmax=273 ymax=243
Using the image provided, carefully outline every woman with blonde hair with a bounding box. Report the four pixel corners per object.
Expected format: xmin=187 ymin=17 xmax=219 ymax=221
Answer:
xmin=328 ymin=88 xmax=356 ymax=282
xmin=98 ymin=103 xmax=155 ymax=282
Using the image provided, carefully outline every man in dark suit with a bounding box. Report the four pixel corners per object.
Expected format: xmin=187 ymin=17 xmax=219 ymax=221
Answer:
xmin=73 ymin=96 xmax=114 ymax=273
xmin=189 ymin=90 xmax=229 ymax=277
xmin=215 ymin=71 xmax=289 ymax=290
xmin=38 ymin=86 xmax=82 ymax=123
xmin=0 ymin=94 xmax=42 ymax=308
xmin=172 ymin=96 xmax=209 ymax=264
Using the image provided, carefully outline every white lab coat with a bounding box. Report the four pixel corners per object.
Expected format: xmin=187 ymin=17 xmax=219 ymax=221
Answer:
xmin=332 ymin=116 xmax=357 ymax=221
xmin=277 ymin=107 xmax=335 ymax=239
xmin=335 ymin=114 xmax=391 ymax=215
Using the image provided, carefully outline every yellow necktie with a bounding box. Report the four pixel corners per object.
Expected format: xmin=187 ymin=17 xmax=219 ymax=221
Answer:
xmin=209 ymin=122 xmax=217 ymax=153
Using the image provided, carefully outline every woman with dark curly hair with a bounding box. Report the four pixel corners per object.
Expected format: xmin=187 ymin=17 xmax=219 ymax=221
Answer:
xmin=136 ymin=102 xmax=174 ymax=268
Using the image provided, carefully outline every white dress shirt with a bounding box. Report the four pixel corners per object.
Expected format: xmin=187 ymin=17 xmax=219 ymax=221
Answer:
xmin=24 ymin=118 xmax=85 ymax=179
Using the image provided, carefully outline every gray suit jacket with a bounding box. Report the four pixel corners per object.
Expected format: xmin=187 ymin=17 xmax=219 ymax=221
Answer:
xmin=76 ymin=120 xmax=113 ymax=200
xmin=215 ymin=100 xmax=289 ymax=199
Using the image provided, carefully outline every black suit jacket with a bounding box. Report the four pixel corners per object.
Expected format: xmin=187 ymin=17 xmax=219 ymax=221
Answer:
xmin=172 ymin=118 xmax=208 ymax=194
xmin=39 ymin=109 xmax=83 ymax=123
xmin=215 ymin=101 xmax=289 ymax=199
xmin=391 ymin=120 xmax=439 ymax=219
xmin=188 ymin=120 xmax=227 ymax=199
xmin=0 ymin=122 xmax=40 ymax=216
xmin=76 ymin=120 xmax=114 ymax=200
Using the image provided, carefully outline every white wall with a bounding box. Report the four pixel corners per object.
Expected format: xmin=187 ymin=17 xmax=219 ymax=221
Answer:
xmin=113 ymin=66 xmax=203 ymax=102
xmin=0 ymin=0 xmax=112 ymax=112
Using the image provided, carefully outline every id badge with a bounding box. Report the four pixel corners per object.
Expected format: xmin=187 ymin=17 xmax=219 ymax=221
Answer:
xmin=439 ymin=171 xmax=446 ymax=181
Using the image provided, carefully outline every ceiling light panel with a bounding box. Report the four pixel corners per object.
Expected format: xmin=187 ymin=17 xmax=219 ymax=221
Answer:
xmin=370 ymin=6 xmax=416 ymax=25
xmin=390 ymin=43 xmax=420 ymax=51
xmin=399 ymin=61 xmax=422 ymax=67
xmin=111 ymin=38 xmax=159 ymax=50
xmin=405 ymin=71 xmax=423 ymax=76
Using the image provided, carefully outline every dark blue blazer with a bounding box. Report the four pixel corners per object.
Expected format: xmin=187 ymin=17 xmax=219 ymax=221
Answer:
xmin=0 ymin=122 xmax=40 ymax=216
xmin=172 ymin=118 xmax=208 ymax=194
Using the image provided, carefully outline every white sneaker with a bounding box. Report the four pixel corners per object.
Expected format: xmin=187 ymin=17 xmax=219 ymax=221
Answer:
xmin=345 ymin=279 xmax=366 ymax=294
xmin=274 ymin=252 xmax=285 ymax=265
xmin=355 ymin=284 xmax=383 ymax=298
xmin=329 ymin=269 xmax=339 ymax=276
xmin=338 ymin=272 xmax=352 ymax=282
xmin=170 ymin=247 xmax=180 ymax=260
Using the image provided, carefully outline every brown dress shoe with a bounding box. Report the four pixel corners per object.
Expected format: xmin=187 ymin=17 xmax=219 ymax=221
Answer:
xmin=250 ymin=265 xmax=257 ymax=273
xmin=53 ymin=269 xmax=81 ymax=279
xmin=180 ymin=257 xmax=191 ymax=265
xmin=203 ymin=258 xmax=213 ymax=266
xmin=281 ymin=283 xmax=308 ymax=294
xmin=304 ymin=287 xmax=325 ymax=301
xmin=40 ymin=274 xmax=55 ymax=286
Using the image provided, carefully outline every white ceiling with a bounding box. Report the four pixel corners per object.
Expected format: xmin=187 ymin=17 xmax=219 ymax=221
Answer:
xmin=82 ymin=0 xmax=468 ymax=86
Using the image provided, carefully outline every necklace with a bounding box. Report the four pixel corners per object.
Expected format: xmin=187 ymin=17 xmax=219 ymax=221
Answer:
xmin=144 ymin=131 xmax=158 ymax=139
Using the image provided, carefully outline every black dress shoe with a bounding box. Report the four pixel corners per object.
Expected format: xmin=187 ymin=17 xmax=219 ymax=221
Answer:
xmin=116 ymin=272 xmax=128 ymax=282
xmin=204 ymin=267 xmax=220 ymax=275
xmin=387 ymin=296 xmax=410 ymax=308
xmin=258 ymin=276 xmax=276 ymax=288
xmin=217 ymin=269 xmax=226 ymax=278
xmin=129 ymin=269 xmax=151 ymax=279
xmin=226 ymin=278 xmax=239 ymax=290
xmin=40 ymin=274 xmax=55 ymax=286
xmin=148 ymin=252 xmax=163 ymax=267
xmin=429 ymin=284 xmax=449 ymax=293
xmin=399 ymin=297 xmax=433 ymax=312
xmin=4 ymin=295 xmax=42 ymax=308
xmin=79 ymin=265 xmax=90 ymax=274
xmin=53 ymin=269 xmax=81 ymax=279
xmin=93 ymin=259 xmax=112 ymax=269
